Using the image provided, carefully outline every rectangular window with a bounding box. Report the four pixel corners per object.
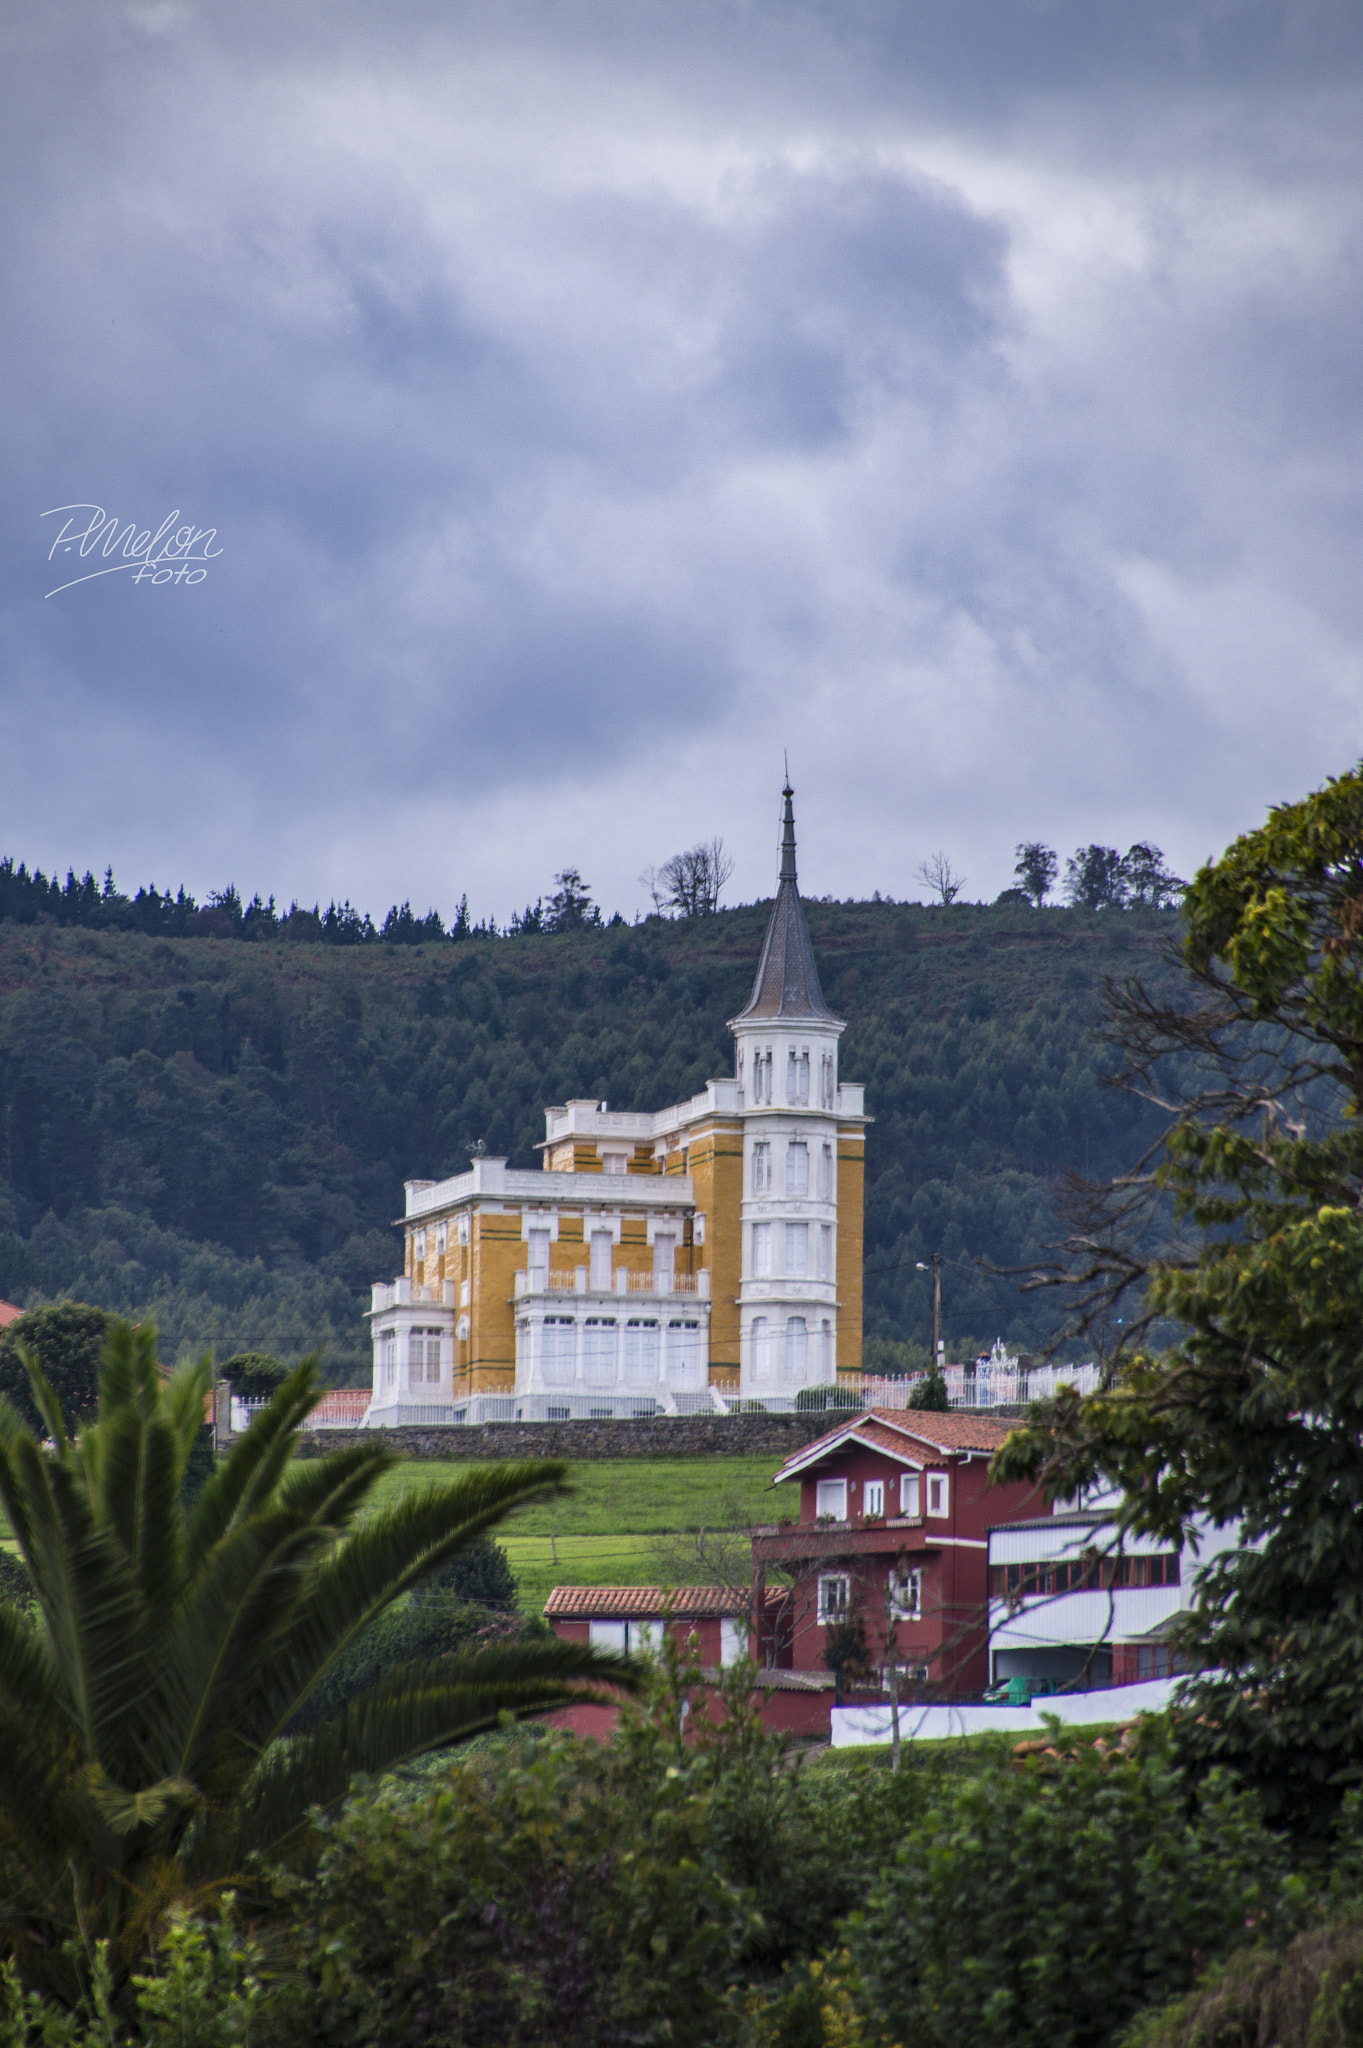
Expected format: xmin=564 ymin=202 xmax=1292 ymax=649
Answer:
xmin=583 ymin=1318 xmax=617 ymax=1386
xmin=590 ymin=1230 xmax=613 ymax=1290
xmin=890 ymin=1567 xmax=922 ymax=1620
xmin=821 ymin=1318 xmax=834 ymax=1377
xmin=425 ymin=1333 xmax=442 ymax=1383
xmin=666 ymin=1319 xmax=702 ymax=1387
xmin=602 ymin=1151 xmax=628 ymax=1175
xmin=926 ymin=1472 xmax=949 ymax=1518
xmin=542 ymin=1316 xmax=576 ymax=1386
xmin=457 ymin=1215 xmax=470 ymax=1246
xmin=785 ymin=1222 xmax=808 ymax=1275
xmin=752 ymin=1141 xmax=772 ymax=1194
xmin=653 ymin=1232 xmax=676 ymax=1288
xmin=624 ymin=1318 xmax=659 ymax=1385
xmin=785 ymin=1315 xmax=807 ymax=1382
xmin=818 ymin=1573 xmax=851 ymax=1622
xmin=798 ymin=1049 xmax=810 ymax=1102
xmin=414 ymin=1228 xmax=426 ymax=1261
xmin=818 ymin=1224 xmax=832 ymax=1278
xmin=900 ymin=1472 xmax=921 ymax=1517
xmin=816 ymin=1477 xmax=847 ymax=1521
xmin=720 ymin=1616 xmax=747 ymax=1667
xmin=818 ymin=1143 xmax=833 ymax=1198
xmin=786 ymin=1142 xmax=809 ymax=1195
xmin=436 ymin=1221 xmax=448 ymax=1254
xmin=527 ymin=1229 xmax=550 ymax=1287
xmin=752 ymin=1222 xmax=772 ymax=1275
xmin=588 ymin=1620 xmax=627 ymax=1651
xmin=863 ymin=1479 xmax=885 ymax=1517
xmin=750 ymin=1315 xmax=771 ymax=1383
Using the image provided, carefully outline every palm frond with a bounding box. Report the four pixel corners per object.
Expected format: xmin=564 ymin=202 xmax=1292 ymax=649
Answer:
xmin=183 ymin=1359 xmax=327 ymax=1570
xmin=220 ymin=1636 xmax=639 ymax=1866
xmin=246 ymin=1461 xmax=573 ymax=1740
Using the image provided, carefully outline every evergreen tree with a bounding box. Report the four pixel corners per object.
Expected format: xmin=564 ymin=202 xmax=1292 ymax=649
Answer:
xmin=996 ymin=761 xmax=1363 ymax=1833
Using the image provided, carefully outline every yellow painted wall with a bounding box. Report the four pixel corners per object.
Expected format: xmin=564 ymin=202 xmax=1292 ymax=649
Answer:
xmin=684 ymin=1117 xmax=743 ymax=1378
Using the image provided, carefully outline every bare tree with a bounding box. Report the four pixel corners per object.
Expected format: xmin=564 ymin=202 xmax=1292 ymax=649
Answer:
xmin=654 ymin=837 xmax=735 ymax=918
xmin=915 ymin=851 xmax=967 ymax=906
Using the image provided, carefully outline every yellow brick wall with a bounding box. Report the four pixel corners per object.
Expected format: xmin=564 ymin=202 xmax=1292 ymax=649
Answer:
xmin=467 ymin=1209 xmax=520 ymax=1392
xmin=685 ymin=1118 xmax=743 ymax=1379
xmin=836 ymin=1127 xmax=865 ymax=1378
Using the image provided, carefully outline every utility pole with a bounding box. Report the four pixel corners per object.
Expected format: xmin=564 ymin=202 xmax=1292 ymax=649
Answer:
xmin=916 ymin=1254 xmax=945 ymax=1367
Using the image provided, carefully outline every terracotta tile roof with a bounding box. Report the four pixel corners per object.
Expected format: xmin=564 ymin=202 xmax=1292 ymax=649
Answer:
xmin=544 ymin=1585 xmax=756 ymax=1619
xmin=0 ymin=1301 xmax=22 ymax=1330
xmin=772 ymin=1407 xmax=1015 ymax=1485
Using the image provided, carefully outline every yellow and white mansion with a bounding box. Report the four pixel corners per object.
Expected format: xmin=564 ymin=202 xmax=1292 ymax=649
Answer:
xmin=366 ymin=788 xmax=868 ymax=1420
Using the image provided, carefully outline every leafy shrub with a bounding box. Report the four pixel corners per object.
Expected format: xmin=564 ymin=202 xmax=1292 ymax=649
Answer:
xmin=220 ymin=1351 xmax=287 ymax=1400
xmin=1120 ymin=1918 xmax=1363 ymax=2048
xmin=410 ymin=1534 xmax=518 ymax=1612
xmin=839 ymin=1736 xmax=1291 ymax=2048
xmin=0 ymin=1303 xmax=114 ymax=1432
xmin=253 ymin=1734 xmax=755 ymax=2048
xmin=286 ymin=1597 xmax=530 ymax=1732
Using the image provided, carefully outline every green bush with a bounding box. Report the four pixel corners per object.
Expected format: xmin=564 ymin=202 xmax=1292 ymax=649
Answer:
xmin=0 ymin=1302 xmax=114 ymax=1432
xmin=253 ymin=1733 xmax=756 ymax=2048
xmin=219 ymin=1351 xmax=287 ymax=1400
xmin=839 ymin=1737 xmax=1292 ymax=2048
xmin=410 ymin=1534 xmax=519 ymax=1612
xmin=1120 ymin=1918 xmax=1363 ymax=2048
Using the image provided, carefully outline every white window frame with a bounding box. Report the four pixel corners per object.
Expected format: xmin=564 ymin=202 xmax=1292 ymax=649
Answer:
xmin=786 ymin=1141 xmax=809 ymax=1196
xmin=750 ymin=1315 xmax=770 ymax=1382
xmin=819 ymin=1142 xmax=833 ymax=1197
xmin=889 ymin=1566 xmax=922 ymax=1621
xmin=457 ymin=1214 xmax=470 ymax=1246
xmin=720 ymin=1616 xmax=747 ymax=1667
xmin=751 ymin=1221 xmax=772 ymax=1275
xmin=900 ymin=1471 xmax=921 ymax=1517
xmin=818 ymin=1573 xmax=851 ymax=1623
xmin=752 ymin=1141 xmax=772 ymax=1194
xmin=863 ymin=1479 xmax=885 ymax=1518
xmin=926 ymin=1471 xmax=950 ymax=1519
xmin=590 ymin=1230 xmax=613 ymax=1290
xmin=602 ymin=1151 xmax=628 ymax=1175
xmin=589 ymin=1619 xmax=627 ymax=1651
xmin=436 ymin=1221 xmax=448 ymax=1254
xmin=816 ymin=1477 xmax=848 ymax=1521
xmin=785 ymin=1221 xmax=808 ymax=1275
xmin=818 ymin=1224 xmax=832 ymax=1278
xmin=785 ymin=1315 xmax=807 ymax=1381
xmin=414 ymin=1228 xmax=426 ymax=1261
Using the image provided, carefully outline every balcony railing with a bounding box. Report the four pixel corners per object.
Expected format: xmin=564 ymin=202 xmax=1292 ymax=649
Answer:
xmin=514 ymin=1268 xmax=710 ymax=1300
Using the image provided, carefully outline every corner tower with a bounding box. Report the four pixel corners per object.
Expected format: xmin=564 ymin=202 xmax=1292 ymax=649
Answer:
xmin=730 ymin=785 xmax=866 ymax=1395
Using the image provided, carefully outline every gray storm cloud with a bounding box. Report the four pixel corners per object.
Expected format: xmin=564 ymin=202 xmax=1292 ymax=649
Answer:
xmin=2 ymin=0 xmax=1362 ymax=917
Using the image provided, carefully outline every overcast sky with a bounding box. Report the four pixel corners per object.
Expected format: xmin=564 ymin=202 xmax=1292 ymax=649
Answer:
xmin=3 ymin=0 xmax=1362 ymax=924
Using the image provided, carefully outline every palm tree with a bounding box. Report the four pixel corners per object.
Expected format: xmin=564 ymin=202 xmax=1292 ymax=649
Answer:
xmin=0 ymin=1321 xmax=636 ymax=1999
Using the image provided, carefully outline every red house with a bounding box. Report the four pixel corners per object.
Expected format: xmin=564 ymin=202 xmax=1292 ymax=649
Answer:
xmin=751 ymin=1408 xmax=1050 ymax=1697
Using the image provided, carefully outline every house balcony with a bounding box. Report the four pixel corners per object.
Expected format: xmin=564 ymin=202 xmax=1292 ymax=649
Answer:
xmin=513 ymin=1268 xmax=710 ymax=1301
xmin=751 ymin=1517 xmax=933 ymax=1566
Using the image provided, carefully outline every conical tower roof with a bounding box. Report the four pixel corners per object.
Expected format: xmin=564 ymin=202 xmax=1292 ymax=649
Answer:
xmin=733 ymin=785 xmax=842 ymax=1025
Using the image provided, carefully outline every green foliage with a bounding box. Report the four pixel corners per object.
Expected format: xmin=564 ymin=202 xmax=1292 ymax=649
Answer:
xmin=0 ymin=1304 xmax=114 ymax=1433
xmin=0 ymin=1318 xmax=633 ymax=2001
xmin=838 ymin=1740 xmax=1291 ymax=2048
xmin=253 ymin=1735 xmax=754 ymax=2047
xmin=1120 ymin=1918 xmax=1363 ymax=2048
xmin=0 ymin=1905 xmax=264 ymax=2046
xmin=0 ymin=901 xmax=1184 ymax=1373
xmin=913 ymin=1363 xmax=950 ymax=1410
xmin=219 ymin=1352 xmax=285 ymax=1400
xmin=409 ymin=1532 xmax=518 ymax=1611
xmin=994 ymin=762 xmax=1363 ymax=1834
xmin=287 ymin=1596 xmax=528 ymax=1732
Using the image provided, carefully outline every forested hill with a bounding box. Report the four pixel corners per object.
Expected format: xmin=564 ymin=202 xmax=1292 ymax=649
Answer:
xmin=0 ymin=901 xmax=1188 ymax=1381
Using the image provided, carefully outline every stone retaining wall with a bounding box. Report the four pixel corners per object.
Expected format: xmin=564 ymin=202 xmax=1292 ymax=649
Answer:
xmin=290 ymin=1411 xmax=835 ymax=1461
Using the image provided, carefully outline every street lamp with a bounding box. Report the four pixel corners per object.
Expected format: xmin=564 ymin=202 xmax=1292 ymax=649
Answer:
xmin=915 ymin=1255 xmax=943 ymax=1368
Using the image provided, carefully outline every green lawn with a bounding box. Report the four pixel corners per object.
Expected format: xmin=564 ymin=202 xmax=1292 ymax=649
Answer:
xmin=366 ymin=1456 xmax=784 ymax=1537
xmin=365 ymin=1456 xmax=782 ymax=1613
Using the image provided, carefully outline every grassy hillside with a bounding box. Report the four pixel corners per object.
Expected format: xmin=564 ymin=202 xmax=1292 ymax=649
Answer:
xmin=0 ymin=900 xmax=1189 ymax=1378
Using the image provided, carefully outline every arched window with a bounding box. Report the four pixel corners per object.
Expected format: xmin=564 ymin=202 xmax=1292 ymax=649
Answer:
xmin=785 ymin=1316 xmax=808 ymax=1382
xmin=751 ymin=1316 xmax=770 ymax=1383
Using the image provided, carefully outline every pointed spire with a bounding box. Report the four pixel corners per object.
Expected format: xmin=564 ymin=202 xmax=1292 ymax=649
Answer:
xmin=733 ymin=784 xmax=841 ymax=1024
xmin=779 ymin=781 xmax=798 ymax=884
